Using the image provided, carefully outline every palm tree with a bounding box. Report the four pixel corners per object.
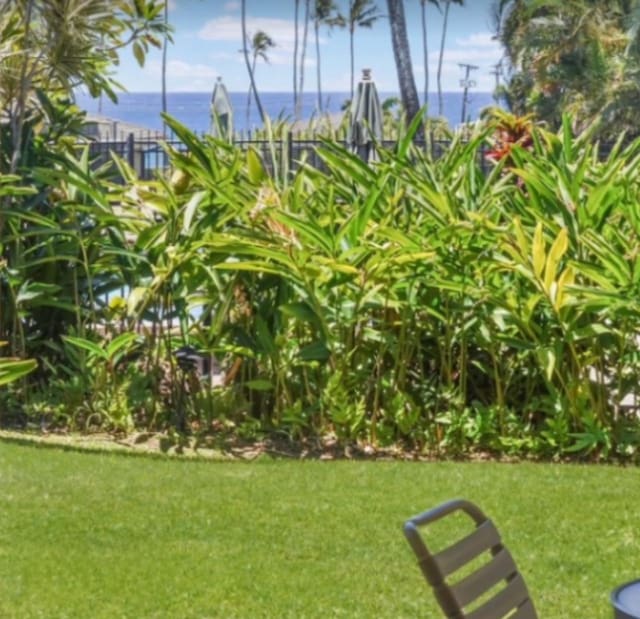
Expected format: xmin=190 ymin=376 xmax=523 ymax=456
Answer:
xmin=348 ymin=0 xmax=383 ymax=102
xmin=493 ymin=0 xmax=640 ymax=137
xmin=296 ymin=0 xmax=311 ymax=120
xmin=161 ymin=0 xmax=168 ymax=136
xmin=293 ymin=0 xmax=300 ymax=115
xmin=244 ymin=29 xmax=275 ymax=128
xmin=387 ymin=0 xmax=421 ymax=131
xmin=436 ymin=0 xmax=464 ymax=117
xmin=312 ymin=0 xmax=344 ymax=113
xmin=420 ymin=0 xmax=440 ymax=108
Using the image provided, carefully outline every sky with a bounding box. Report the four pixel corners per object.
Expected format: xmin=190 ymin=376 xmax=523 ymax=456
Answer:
xmin=115 ymin=0 xmax=503 ymax=94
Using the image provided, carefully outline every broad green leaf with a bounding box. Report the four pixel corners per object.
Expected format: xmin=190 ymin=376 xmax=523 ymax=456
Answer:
xmin=133 ymin=41 xmax=145 ymax=67
xmin=62 ymin=336 xmax=107 ymax=360
xmin=127 ymin=286 xmax=150 ymax=316
xmin=554 ymin=266 xmax=575 ymax=311
xmin=0 ymin=358 xmax=37 ymax=386
xmin=255 ymin=316 xmax=277 ymax=356
xmin=298 ymin=341 xmax=331 ymax=361
xmin=532 ymin=222 xmax=545 ymax=280
xmin=16 ymin=281 xmax=61 ymax=305
xmin=272 ymin=212 xmax=333 ymax=254
xmin=279 ymin=302 xmax=320 ymax=325
xmin=544 ymin=227 xmax=568 ymax=292
xmin=243 ymin=379 xmax=273 ymax=391
xmin=246 ymin=148 xmax=267 ymax=184
xmin=182 ymin=190 xmax=205 ymax=235
xmin=513 ymin=217 xmax=529 ymax=257
xmin=538 ymin=347 xmax=556 ymax=383
xmin=105 ymin=332 xmax=139 ymax=361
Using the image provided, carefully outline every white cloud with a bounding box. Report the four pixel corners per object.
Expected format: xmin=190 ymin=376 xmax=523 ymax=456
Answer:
xmin=224 ymin=1 xmax=240 ymax=11
xmin=455 ymin=32 xmax=499 ymax=48
xmin=198 ymin=15 xmax=311 ymax=54
xmin=146 ymin=59 xmax=219 ymax=80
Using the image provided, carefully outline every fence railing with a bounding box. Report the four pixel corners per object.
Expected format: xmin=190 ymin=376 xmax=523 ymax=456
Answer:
xmin=86 ymin=131 xmax=492 ymax=183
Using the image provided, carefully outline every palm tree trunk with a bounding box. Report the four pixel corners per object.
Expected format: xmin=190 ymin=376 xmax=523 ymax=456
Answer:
xmin=387 ymin=0 xmax=422 ymax=134
xmin=246 ymin=76 xmax=252 ymax=129
xmin=10 ymin=0 xmax=35 ymax=176
xmin=161 ymin=0 xmax=168 ymax=136
xmin=315 ymin=19 xmax=323 ymax=112
xmin=437 ymin=0 xmax=450 ymax=117
xmin=421 ymin=0 xmax=429 ymax=109
xmin=350 ymin=27 xmax=355 ymax=102
xmin=297 ymin=0 xmax=311 ymax=120
xmin=293 ymin=0 xmax=300 ymax=114
xmin=241 ymin=0 xmax=266 ymax=124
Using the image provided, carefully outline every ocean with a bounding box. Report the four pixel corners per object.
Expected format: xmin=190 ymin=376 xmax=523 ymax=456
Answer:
xmin=75 ymin=90 xmax=498 ymax=136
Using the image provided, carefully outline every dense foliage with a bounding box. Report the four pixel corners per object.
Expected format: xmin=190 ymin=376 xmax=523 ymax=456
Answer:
xmin=3 ymin=0 xmax=640 ymax=460
xmin=495 ymin=0 xmax=640 ymax=139
xmin=3 ymin=108 xmax=640 ymax=459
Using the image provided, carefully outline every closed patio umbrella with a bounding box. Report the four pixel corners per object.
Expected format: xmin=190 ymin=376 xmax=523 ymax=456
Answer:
xmin=348 ymin=68 xmax=383 ymax=162
xmin=210 ymin=77 xmax=234 ymax=141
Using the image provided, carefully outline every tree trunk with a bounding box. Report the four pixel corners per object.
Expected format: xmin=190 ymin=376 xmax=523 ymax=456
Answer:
xmin=293 ymin=0 xmax=300 ymax=114
xmin=437 ymin=0 xmax=450 ymax=117
xmin=315 ymin=19 xmax=322 ymax=112
xmin=350 ymin=27 xmax=355 ymax=102
xmin=297 ymin=0 xmax=311 ymax=120
xmin=387 ymin=0 xmax=422 ymax=132
xmin=421 ymin=0 xmax=429 ymax=109
xmin=241 ymin=0 xmax=266 ymax=124
xmin=161 ymin=0 xmax=168 ymax=136
xmin=10 ymin=0 xmax=35 ymax=176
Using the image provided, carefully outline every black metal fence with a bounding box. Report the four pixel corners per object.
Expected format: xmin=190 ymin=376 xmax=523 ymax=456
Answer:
xmin=86 ymin=131 xmax=491 ymax=183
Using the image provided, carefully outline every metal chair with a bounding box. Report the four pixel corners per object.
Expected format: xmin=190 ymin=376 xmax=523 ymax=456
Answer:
xmin=403 ymin=499 xmax=537 ymax=619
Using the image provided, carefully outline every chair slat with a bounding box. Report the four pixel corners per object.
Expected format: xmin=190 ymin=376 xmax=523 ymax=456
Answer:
xmin=465 ymin=573 xmax=530 ymax=619
xmin=434 ymin=519 xmax=501 ymax=577
xmin=450 ymin=547 xmax=517 ymax=608
xmin=510 ymin=598 xmax=538 ymax=619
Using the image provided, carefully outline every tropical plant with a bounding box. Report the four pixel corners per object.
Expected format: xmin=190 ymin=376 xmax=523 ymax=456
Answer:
xmin=0 ymin=342 xmax=36 ymax=387
xmin=494 ymin=0 xmax=640 ymax=137
xmin=0 ymin=0 xmax=168 ymax=175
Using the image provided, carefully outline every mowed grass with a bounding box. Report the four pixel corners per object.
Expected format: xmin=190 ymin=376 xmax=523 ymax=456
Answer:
xmin=1 ymin=442 xmax=640 ymax=618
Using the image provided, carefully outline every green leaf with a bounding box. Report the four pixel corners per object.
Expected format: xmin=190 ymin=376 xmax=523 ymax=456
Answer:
xmin=243 ymin=379 xmax=274 ymax=391
xmin=279 ymin=302 xmax=321 ymax=326
xmin=298 ymin=341 xmax=331 ymax=361
xmin=532 ymin=222 xmax=545 ymax=279
xmin=544 ymin=227 xmax=568 ymax=292
xmin=128 ymin=286 xmax=151 ymax=316
xmin=62 ymin=336 xmax=107 ymax=361
xmin=0 ymin=358 xmax=37 ymax=386
xmin=246 ymin=148 xmax=267 ymax=184
xmin=15 ymin=281 xmax=61 ymax=306
xmin=182 ymin=190 xmax=205 ymax=235
xmin=133 ymin=41 xmax=145 ymax=66
xmin=105 ymin=333 xmax=138 ymax=361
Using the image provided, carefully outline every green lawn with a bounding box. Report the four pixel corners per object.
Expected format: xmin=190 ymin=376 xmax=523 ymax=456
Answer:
xmin=1 ymin=442 xmax=639 ymax=618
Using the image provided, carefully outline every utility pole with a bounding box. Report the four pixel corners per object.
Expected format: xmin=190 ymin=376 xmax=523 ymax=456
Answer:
xmin=490 ymin=61 xmax=503 ymax=105
xmin=459 ymin=62 xmax=479 ymax=124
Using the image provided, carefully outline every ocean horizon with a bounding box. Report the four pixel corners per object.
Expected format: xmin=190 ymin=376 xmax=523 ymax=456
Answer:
xmin=75 ymin=90 xmax=498 ymax=138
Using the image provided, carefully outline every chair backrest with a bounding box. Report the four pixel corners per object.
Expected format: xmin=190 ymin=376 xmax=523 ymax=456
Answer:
xmin=403 ymin=499 xmax=537 ymax=619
